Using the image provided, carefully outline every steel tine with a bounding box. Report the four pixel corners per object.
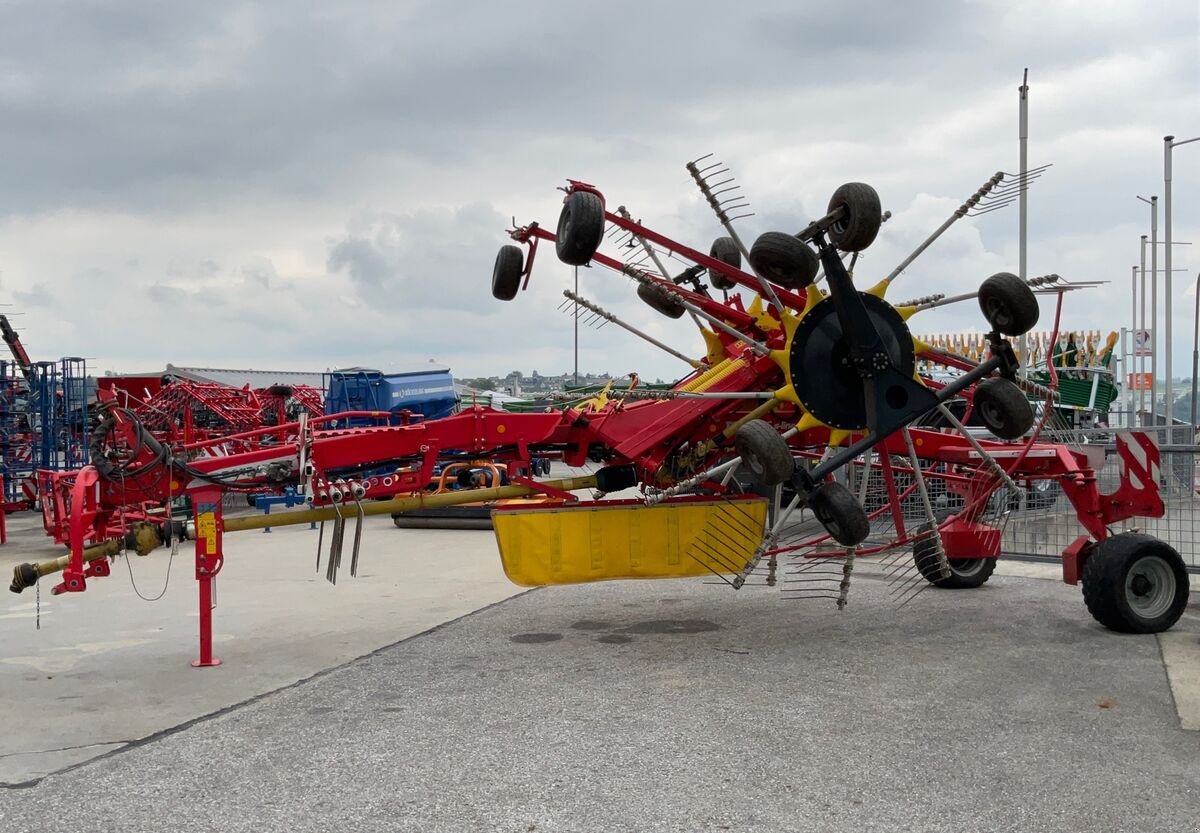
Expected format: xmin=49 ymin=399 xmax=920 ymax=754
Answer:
xmin=314 ymin=489 xmax=328 ymax=572
xmin=349 ymin=496 xmax=365 ymax=577
xmin=327 ymin=501 xmax=346 ymax=584
xmin=690 ymin=539 xmax=745 ymax=574
xmin=686 ymin=551 xmax=736 ymax=586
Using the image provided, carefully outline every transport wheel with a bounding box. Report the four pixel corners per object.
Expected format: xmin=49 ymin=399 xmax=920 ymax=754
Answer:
xmin=973 ymin=378 xmax=1033 ymax=440
xmin=492 ymin=245 xmax=524 ymax=301
xmin=749 ymin=232 xmax=819 ymax=289
xmin=734 ymin=420 xmax=795 ymax=487
xmin=637 ymin=282 xmax=686 ymax=319
xmin=827 ymin=182 xmax=883 ymax=252
xmin=809 ymin=481 xmax=870 ymax=546
xmin=913 ymin=528 xmax=997 ymax=588
xmin=977 ymin=272 xmax=1039 ymax=336
xmin=708 ymin=236 xmax=742 ymax=291
xmin=1081 ymin=533 xmax=1190 ymax=633
xmin=555 ymin=191 xmax=605 ymax=266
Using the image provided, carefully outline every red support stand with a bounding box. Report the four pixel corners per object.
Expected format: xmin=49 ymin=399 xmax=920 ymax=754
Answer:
xmin=191 ymin=487 xmax=225 ymax=668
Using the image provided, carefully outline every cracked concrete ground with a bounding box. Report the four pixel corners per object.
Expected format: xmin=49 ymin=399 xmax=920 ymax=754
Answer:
xmin=2 ymin=535 xmax=1199 ymax=832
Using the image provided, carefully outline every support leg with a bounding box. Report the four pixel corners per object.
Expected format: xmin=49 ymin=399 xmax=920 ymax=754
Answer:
xmin=191 ymin=488 xmax=225 ymax=668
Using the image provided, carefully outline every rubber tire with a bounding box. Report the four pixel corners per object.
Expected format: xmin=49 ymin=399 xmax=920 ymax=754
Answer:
xmin=973 ymin=377 xmax=1033 ymax=440
xmin=492 ymin=245 xmax=524 ymax=301
xmin=809 ymin=481 xmax=870 ymax=546
xmin=1081 ymin=533 xmax=1189 ymax=633
xmin=708 ymin=237 xmax=742 ymax=291
xmin=827 ymin=182 xmax=883 ymax=252
xmin=734 ymin=420 xmax=794 ymax=487
xmin=749 ymin=232 xmax=819 ymax=289
xmin=978 ymin=272 xmax=1039 ymax=336
xmin=913 ymin=529 xmax=997 ymax=588
xmin=637 ymin=282 xmax=686 ymax=319
xmin=555 ymin=191 xmax=605 ymax=266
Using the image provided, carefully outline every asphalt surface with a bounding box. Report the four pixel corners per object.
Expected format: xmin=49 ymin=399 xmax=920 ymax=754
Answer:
xmin=2 ymin=571 xmax=1198 ymax=833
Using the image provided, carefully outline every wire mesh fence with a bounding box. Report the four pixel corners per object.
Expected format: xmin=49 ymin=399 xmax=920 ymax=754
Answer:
xmin=1001 ymin=426 xmax=1200 ymax=571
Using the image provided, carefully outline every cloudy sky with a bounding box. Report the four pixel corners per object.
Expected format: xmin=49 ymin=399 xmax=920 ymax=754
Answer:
xmin=0 ymin=0 xmax=1197 ymax=386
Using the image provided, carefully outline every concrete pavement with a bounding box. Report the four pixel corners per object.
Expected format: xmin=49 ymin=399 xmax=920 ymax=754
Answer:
xmin=2 ymin=552 xmax=1199 ymax=831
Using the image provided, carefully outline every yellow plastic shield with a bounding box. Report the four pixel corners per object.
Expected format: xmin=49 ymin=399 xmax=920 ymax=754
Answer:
xmin=492 ymin=496 xmax=768 ymax=587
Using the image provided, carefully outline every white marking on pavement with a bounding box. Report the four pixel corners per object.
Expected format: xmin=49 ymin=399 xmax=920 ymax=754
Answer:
xmin=1158 ymin=631 xmax=1200 ymax=731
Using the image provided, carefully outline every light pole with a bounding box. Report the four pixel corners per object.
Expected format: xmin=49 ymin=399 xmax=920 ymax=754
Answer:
xmin=1140 ymin=235 xmax=1148 ymax=420
xmin=1192 ymin=269 xmax=1200 ymax=431
xmin=1137 ymin=196 xmax=1158 ymax=422
xmin=1018 ymin=70 xmax=1029 ymax=381
xmin=573 ymin=265 xmax=579 ymax=386
xmin=1131 ymin=265 xmax=1138 ymax=425
xmin=1165 ymin=135 xmax=1200 ymax=429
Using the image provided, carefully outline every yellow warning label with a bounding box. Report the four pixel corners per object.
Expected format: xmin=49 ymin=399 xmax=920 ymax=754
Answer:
xmin=197 ymin=512 xmax=217 ymax=555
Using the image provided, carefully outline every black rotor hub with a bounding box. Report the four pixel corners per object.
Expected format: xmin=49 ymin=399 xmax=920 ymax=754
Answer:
xmin=789 ymin=293 xmax=916 ymax=431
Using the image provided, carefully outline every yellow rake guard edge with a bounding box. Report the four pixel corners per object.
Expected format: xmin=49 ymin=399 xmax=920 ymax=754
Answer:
xmin=492 ymin=495 xmax=768 ymax=587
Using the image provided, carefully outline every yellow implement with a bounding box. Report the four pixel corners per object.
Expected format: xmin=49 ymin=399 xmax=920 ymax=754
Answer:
xmin=493 ymin=496 xmax=768 ymax=586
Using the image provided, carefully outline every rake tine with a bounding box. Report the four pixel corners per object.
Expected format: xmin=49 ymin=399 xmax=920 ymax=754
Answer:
xmin=349 ymin=495 xmax=365 ymax=577
xmin=687 ymin=553 xmax=736 ymax=586
xmin=690 ymin=537 xmax=747 ymax=573
xmin=690 ymin=540 xmax=745 ymax=574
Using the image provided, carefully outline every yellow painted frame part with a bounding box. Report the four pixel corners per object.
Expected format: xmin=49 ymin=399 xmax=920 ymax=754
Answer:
xmin=492 ymin=498 xmax=768 ymax=587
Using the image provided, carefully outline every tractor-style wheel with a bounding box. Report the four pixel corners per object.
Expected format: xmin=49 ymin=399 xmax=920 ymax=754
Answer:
xmin=913 ymin=529 xmax=997 ymax=588
xmin=973 ymin=378 xmax=1034 ymax=440
xmin=978 ymin=272 xmax=1039 ymax=336
xmin=1081 ymin=533 xmax=1189 ymax=633
xmin=708 ymin=237 xmax=742 ymax=291
xmin=809 ymin=481 xmax=870 ymax=546
xmin=555 ymin=191 xmax=605 ymax=266
xmin=827 ymin=182 xmax=883 ymax=252
xmin=734 ymin=420 xmax=794 ymax=487
xmin=749 ymin=232 xmax=818 ymax=289
xmin=492 ymin=245 xmax=524 ymax=301
xmin=637 ymin=282 xmax=686 ymax=319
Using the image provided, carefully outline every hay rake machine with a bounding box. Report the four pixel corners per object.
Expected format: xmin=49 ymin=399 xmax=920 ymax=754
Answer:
xmin=8 ymin=164 xmax=1190 ymax=667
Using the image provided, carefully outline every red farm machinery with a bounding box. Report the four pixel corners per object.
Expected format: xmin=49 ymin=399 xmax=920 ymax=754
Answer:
xmin=8 ymin=161 xmax=1190 ymax=667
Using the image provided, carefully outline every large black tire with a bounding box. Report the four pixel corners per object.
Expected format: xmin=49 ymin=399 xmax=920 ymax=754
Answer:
xmin=734 ymin=420 xmax=794 ymax=487
xmin=555 ymin=191 xmax=605 ymax=266
xmin=1081 ymin=533 xmax=1190 ymax=634
xmin=708 ymin=237 xmax=742 ymax=291
xmin=973 ymin=378 xmax=1033 ymax=440
xmin=827 ymin=182 xmax=882 ymax=252
xmin=809 ymin=481 xmax=869 ymax=546
xmin=913 ymin=528 xmax=997 ymax=588
xmin=749 ymin=232 xmax=819 ymax=289
xmin=492 ymin=245 xmax=524 ymax=301
xmin=978 ymin=272 xmax=1039 ymax=336
xmin=637 ymin=282 xmax=686 ymax=319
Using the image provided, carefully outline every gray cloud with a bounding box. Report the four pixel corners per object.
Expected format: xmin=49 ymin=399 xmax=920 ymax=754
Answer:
xmin=0 ymin=0 xmax=1195 ymax=381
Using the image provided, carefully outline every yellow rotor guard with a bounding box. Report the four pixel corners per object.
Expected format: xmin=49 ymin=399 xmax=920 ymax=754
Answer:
xmin=492 ymin=497 xmax=768 ymax=586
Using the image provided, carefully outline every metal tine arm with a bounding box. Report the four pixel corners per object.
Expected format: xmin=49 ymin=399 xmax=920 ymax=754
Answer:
xmin=562 ymin=290 xmax=699 ymax=368
xmin=685 ymin=154 xmax=786 ymax=312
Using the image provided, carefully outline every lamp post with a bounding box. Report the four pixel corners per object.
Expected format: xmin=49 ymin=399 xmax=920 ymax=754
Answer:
xmin=1192 ymin=269 xmax=1200 ymax=431
xmin=1165 ymin=135 xmax=1200 ymax=430
xmin=1140 ymin=234 xmax=1148 ymax=420
xmin=1137 ymin=196 xmax=1158 ymax=422
xmin=573 ymin=264 xmax=579 ymax=386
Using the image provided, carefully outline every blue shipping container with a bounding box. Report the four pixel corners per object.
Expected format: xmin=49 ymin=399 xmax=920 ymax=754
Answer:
xmin=325 ymin=369 xmax=456 ymax=426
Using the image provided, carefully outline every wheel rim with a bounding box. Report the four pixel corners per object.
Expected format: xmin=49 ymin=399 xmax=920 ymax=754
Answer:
xmin=1125 ymin=555 xmax=1176 ymax=619
xmin=816 ymin=507 xmax=841 ymax=539
xmin=982 ymin=296 xmax=1011 ymax=328
xmin=949 ymin=558 xmax=986 ymax=577
xmin=979 ymin=399 xmax=1003 ymax=429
